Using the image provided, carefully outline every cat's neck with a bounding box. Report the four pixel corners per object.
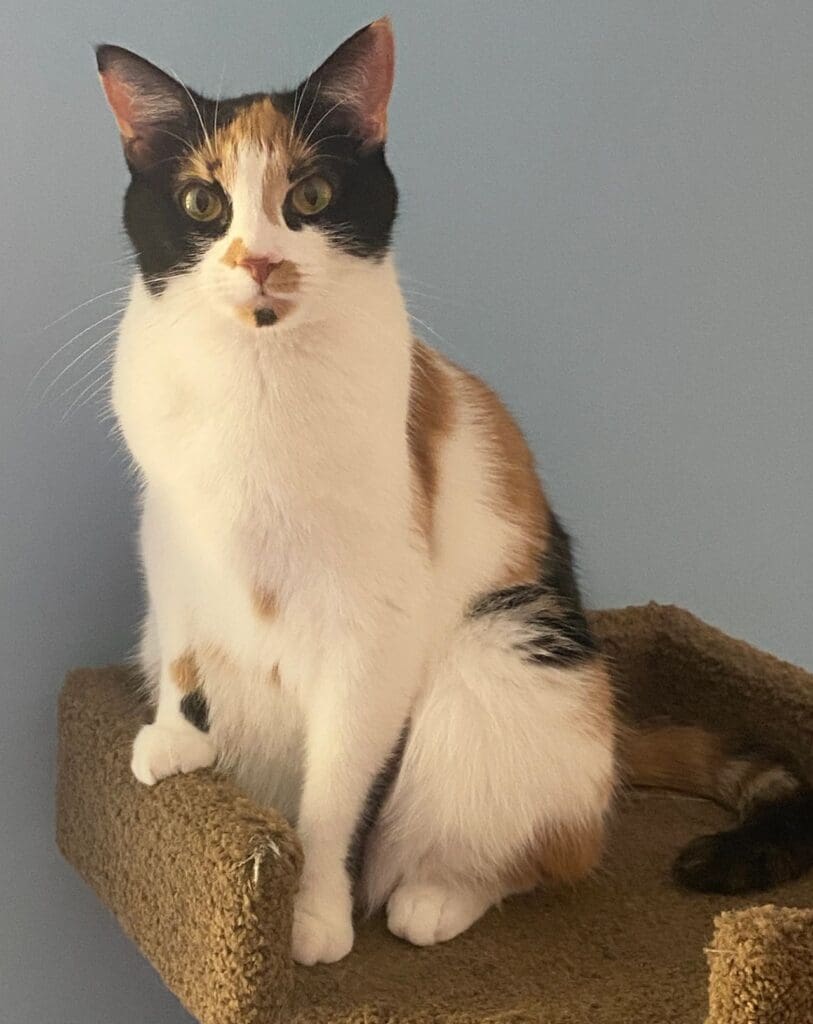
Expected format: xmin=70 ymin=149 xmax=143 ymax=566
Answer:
xmin=115 ymin=255 xmax=415 ymax=502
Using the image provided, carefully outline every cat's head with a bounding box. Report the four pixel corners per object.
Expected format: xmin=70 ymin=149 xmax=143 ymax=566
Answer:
xmin=97 ymin=19 xmax=398 ymax=330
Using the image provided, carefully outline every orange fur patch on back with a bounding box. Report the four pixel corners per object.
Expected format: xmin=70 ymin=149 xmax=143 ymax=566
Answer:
xmin=170 ymin=651 xmax=200 ymax=693
xmin=406 ymin=339 xmax=456 ymax=548
xmin=457 ymin=368 xmax=551 ymax=585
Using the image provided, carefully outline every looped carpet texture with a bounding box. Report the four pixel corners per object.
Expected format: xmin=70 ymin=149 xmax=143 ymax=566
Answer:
xmin=56 ymin=603 xmax=813 ymax=1023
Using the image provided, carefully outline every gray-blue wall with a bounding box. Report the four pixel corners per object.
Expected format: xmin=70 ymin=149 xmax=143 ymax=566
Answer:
xmin=2 ymin=2 xmax=811 ymax=1020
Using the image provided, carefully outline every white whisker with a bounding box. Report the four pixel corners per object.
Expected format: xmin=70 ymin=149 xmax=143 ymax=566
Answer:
xmin=41 ymin=327 xmax=119 ymax=401
xmin=61 ymin=366 xmax=113 ymax=421
xmin=407 ymin=311 xmax=468 ymax=361
xmin=300 ymin=99 xmax=345 ymax=150
xmin=168 ymin=67 xmax=212 ymax=155
xmin=297 ymin=80 xmax=322 ymax=147
xmin=57 ymin=350 xmax=115 ymax=402
xmin=41 ymin=287 xmax=131 ymax=331
xmin=213 ymin=59 xmax=227 ymax=138
xmin=30 ymin=309 xmax=124 ymax=394
xmin=151 ymin=125 xmax=197 ymax=155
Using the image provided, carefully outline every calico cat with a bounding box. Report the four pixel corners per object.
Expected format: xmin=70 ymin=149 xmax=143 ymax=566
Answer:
xmin=96 ymin=19 xmax=813 ymax=965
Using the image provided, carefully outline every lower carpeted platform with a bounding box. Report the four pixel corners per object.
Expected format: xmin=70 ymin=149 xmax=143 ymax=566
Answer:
xmin=56 ymin=604 xmax=813 ymax=1023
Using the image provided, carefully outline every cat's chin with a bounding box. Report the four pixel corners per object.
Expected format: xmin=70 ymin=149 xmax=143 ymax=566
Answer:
xmin=231 ymin=297 xmax=297 ymax=330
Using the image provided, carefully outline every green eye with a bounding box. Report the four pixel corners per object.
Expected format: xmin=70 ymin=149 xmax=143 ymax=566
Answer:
xmin=290 ymin=175 xmax=333 ymax=216
xmin=180 ymin=183 xmax=223 ymax=222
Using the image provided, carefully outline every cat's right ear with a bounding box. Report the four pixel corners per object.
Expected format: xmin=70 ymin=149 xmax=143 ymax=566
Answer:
xmin=95 ymin=45 xmax=193 ymax=173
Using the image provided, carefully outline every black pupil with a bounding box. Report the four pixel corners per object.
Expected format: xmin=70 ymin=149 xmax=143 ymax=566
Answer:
xmin=194 ymin=189 xmax=210 ymax=213
xmin=304 ymin=183 xmax=319 ymax=208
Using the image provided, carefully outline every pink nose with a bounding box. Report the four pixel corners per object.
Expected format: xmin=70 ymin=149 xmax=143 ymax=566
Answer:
xmin=237 ymin=254 xmax=282 ymax=286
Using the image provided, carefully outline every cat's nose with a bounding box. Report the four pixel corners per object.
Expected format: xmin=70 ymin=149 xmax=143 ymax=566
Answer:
xmin=237 ymin=253 xmax=282 ymax=286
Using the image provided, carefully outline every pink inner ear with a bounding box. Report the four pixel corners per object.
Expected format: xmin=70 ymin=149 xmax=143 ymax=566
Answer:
xmin=317 ymin=18 xmax=395 ymax=147
xmin=99 ymin=71 xmax=140 ymax=139
xmin=358 ymin=19 xmax=395 ymax=144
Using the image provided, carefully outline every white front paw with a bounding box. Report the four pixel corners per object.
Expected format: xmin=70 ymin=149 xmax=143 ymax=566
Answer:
xmin=131 ymin=721 xmax=216 ymax=786
xmin=292 ymin=891 xmax=354 ymax=966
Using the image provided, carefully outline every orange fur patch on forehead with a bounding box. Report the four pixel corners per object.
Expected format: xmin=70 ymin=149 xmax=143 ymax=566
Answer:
xmin=177 ymin=97 xmax=314 ymax=223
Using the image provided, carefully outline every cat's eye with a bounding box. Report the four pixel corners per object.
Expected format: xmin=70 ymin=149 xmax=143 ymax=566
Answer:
xmin=290 ymin=176 xmax=333 ymax=216
xmin=179 ymin=183 xmax=223 ymax=223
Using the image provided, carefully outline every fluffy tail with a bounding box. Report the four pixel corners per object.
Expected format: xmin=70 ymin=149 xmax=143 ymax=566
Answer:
xmin=623 ymin=724 xmax=813 ymax=893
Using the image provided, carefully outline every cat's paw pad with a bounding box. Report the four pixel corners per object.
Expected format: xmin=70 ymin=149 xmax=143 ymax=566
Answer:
xmin=291 ymin=897 xmax=354 ymax=966
xmin=386 ymin=882 xmax=490 ymax=947
xmin=131 ymin=722 xmax=216 ymax=786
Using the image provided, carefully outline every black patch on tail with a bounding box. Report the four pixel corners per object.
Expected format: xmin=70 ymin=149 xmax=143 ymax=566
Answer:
xmin=469 ymin=512 xmax=598 ymax=667
xmin=180 ymin=690 xmax=210 ymax=733
xmin=346 ymin=725 xmax=408 ymax=883
xmin=674 ymin=786 xmax=813 ymax=894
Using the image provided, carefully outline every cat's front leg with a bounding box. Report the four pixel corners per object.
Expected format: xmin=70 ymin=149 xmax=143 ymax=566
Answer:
xmin=132 ymin=493 xmax=218 ymax=786
xmin=292 ymin=626 xmax=423 ymax=965
xmin=131 ymin=612 xmax=217 ymax=785
xmin=131 ymin=661 xmax=217 ymax=785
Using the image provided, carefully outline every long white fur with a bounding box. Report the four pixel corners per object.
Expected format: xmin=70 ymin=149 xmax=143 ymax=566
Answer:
xmin=116 ymin=143 xmax=615 ymax=964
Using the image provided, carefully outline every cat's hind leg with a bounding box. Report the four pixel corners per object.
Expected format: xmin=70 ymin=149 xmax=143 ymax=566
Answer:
xmin=361 ymin=610 xmax=616 ymax=946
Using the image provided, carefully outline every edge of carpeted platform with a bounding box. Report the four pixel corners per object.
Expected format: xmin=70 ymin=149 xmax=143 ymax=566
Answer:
xmin=56 ymin=605 xmax=813 ymax=1023
xmin=56 ymin=666 xmax=303 ymax=1024
xmin=707 ymin=905 xmax=813 ymax=1024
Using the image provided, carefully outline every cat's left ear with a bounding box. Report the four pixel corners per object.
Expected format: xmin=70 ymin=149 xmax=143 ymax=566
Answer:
xmin=305 ymin=18 xmax=395 ymax=149
xmin=96 ymin=45 xmax=195 ymax=173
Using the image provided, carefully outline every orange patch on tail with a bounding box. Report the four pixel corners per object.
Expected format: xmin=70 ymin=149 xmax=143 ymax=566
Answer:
xmin=622 ymin=725 xmax=725 ymax=800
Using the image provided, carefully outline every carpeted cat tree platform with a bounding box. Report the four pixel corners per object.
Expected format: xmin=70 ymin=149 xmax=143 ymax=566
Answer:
xmin=56 ymin=604 xmax=813 ymax=1024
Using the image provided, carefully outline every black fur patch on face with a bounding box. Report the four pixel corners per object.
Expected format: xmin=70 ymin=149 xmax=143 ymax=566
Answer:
xmin=469 ymin=513 xmax=598 ymax=668
xmin=124 ymin=172 xmax=231 ymax=295
xmin=118 ymin=86 xmax=397 ymax=293
xmin=119 ymin=88 xmax=242 ymax=296
xmin=273 ymin=89 xmax=398 ymax=260
xmin=180 ymin=690 xmax=210 ymax=733
xmin=673 ymin=787 xmax=813 ymax=894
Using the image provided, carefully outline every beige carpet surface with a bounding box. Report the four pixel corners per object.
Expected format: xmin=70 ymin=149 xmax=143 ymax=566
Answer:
xmin=56 ymin=605 xmax=813 ymax=1023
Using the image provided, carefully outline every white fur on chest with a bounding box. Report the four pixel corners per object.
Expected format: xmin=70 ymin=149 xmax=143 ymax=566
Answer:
xmin=120 ymin=262 xmax=422 ymax=811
